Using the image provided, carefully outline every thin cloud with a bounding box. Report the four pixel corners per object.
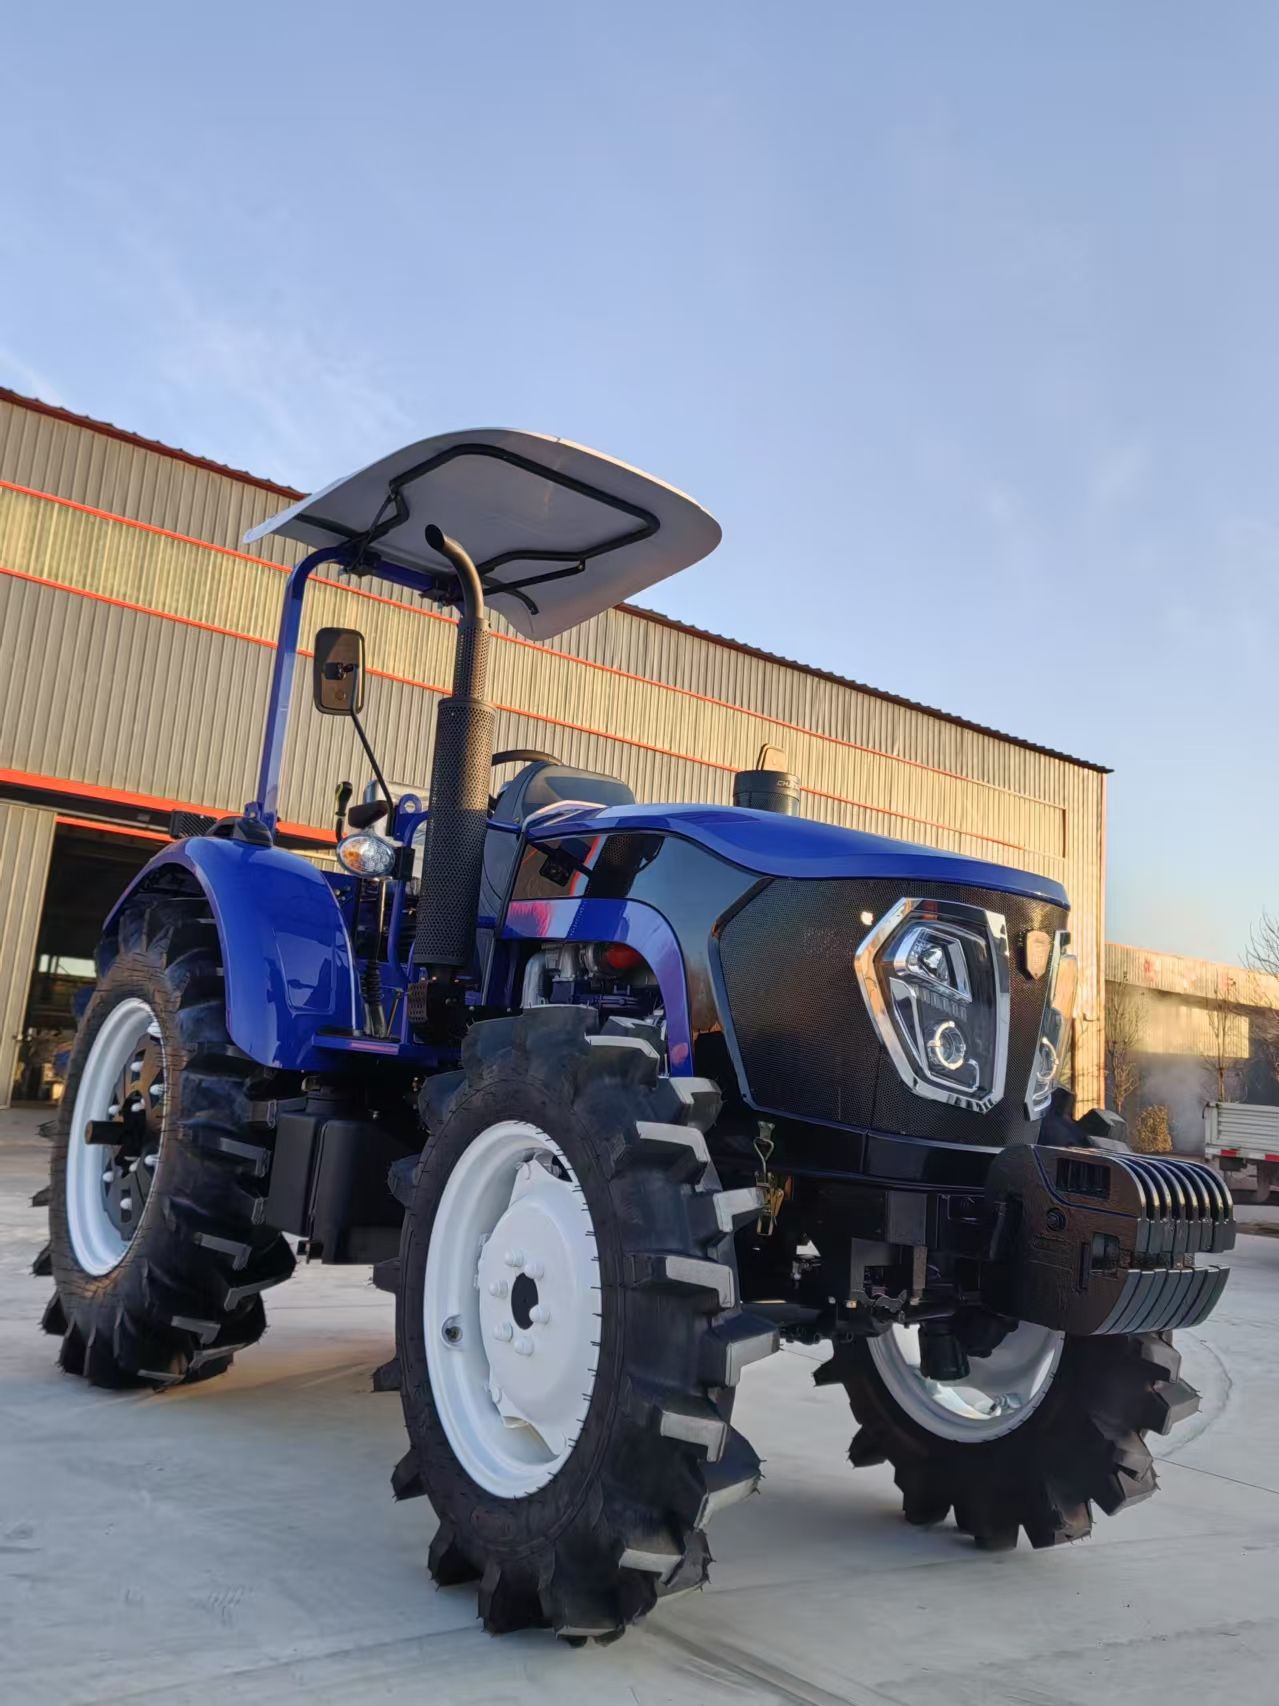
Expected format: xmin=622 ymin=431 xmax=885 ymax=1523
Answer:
xmin=1091 ymin=440 xmax=1151 ymax=512
xmin=69 ymin=199 xmax=412 ymax=485
xmin=0 ymin=347 xmax=65 ymax=407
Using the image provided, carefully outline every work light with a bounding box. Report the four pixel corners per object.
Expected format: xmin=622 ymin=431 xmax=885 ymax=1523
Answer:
xmin=855 ymin=898 xmax=1011 ymax=1113
xmin=1025 ymin=935 xmax=1078 ymax=1119
xmin=336 ymin=831 xmax=398 ymax=878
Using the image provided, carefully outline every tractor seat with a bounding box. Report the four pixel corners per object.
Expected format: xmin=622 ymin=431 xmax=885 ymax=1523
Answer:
xmin=493 ymin=760 xmax=636 ymax=827
xmin=480 ymin=761 xmax=635 ymax=923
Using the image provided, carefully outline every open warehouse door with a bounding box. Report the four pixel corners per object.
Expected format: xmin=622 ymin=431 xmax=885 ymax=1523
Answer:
xmin=9 ymin=821 xmax=158 ymax=1105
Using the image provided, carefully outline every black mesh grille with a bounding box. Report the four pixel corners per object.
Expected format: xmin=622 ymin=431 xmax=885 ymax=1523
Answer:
xmin=168 ymin=810 xmax=217 ymax=839
xmin=717 ymin=877 xmax=1069 ymax=1145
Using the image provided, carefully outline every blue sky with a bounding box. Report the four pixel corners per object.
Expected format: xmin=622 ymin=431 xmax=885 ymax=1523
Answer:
xmin=2 ymin=2 xmax=1275 ymax=963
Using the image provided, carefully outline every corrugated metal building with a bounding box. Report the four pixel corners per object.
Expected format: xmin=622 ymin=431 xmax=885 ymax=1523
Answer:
xmin=0 ymin=387 xmax=1109 ymax=1109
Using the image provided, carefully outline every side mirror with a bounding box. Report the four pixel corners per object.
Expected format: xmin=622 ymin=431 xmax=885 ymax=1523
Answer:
xmin=313 ymin=628 xmax=366 ymax=715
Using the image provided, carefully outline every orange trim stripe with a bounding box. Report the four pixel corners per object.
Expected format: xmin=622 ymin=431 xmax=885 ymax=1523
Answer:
xmin=1 ymin=766 xmax=331 ymax=845
xmin=799 ymin=784 xmax=1022 ymax=852
xmin=0 ymin=561 xmax=277 ymax=648
xmin=0 ymin=475 xmax=291 ymax=571
xmin=0 ymin=563 xmax=1038 ymax=857
xmin=0 ymin=475 xmax=1064 ymax=807
xmin=0 ymin=386 xmax=304 ymax=499
xmin=56 ymin=814 xmax=169 ymax=843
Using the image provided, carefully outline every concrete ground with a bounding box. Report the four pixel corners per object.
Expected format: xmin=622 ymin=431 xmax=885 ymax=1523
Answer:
xmin=3 ymin=1105 xmax=1277 ymax=1706
xmin=1233 ymin=1199 xmax=1279 ymax=1235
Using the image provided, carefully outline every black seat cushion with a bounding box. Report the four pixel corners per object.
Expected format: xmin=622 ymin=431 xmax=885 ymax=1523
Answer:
xmin=493 ymin=760 xmax=636 ymax=826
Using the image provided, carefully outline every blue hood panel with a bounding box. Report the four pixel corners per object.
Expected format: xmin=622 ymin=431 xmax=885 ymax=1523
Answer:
xmin=527 ymin=802 xmax=1069 ymax=907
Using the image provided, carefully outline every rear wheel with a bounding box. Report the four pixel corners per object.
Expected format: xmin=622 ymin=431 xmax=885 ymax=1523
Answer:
xmin=392 ymin=1007 xmax=777 ymax=1643
xmin=819 ymin=1325 xmax=1200 ymax=1548
xmin=37 ymin=898 xmax=296 ymax=1387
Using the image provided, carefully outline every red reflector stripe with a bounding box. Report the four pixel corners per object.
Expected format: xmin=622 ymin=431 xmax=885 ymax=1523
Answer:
xmin=1219 ymin=1149 xmax=1238 ymax=1158
xmin=1265 ymin=1153 xmax=1279 ymax=1164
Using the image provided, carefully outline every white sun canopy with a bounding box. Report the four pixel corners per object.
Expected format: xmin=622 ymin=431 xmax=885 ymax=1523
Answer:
xmin=244 ymin=428 xmax=721 ymax=642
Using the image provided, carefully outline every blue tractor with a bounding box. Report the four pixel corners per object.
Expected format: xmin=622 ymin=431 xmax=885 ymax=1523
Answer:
xmin=37 ymin=431 xmax=1235 ymax=1643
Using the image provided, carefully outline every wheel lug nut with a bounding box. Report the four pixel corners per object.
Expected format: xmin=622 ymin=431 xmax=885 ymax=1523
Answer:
xmin=513 ymin=1335 xmax=533 ymax=1357
xmin=530 ymin=1304 xmax=550 ymax=1325
xmin=487 ymin=1279 xmax=509 ymax=1298
xmin=493 ymin=1322 xmax=513 ymax=1342
xmin=524 ymin=1258 xmax=544 ymax=1280
xmin=504 ymin=1249 xmax=524 ymax=1268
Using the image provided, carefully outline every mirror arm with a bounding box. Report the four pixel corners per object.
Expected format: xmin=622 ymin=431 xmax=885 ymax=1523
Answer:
xmin=350 ymin=708 xmax=396 ymax=826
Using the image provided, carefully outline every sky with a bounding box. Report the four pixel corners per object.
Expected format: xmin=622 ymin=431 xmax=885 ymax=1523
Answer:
xmin=1 ymin=2 xmax=1276 ymax=965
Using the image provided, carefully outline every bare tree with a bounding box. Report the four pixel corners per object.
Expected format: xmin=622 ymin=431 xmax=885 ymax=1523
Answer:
xmin=1244 ymin=910 xmax=1279 ymax=1090
xmin=1201 ymin=974 xmax=1245 ymax=1104
xmin=1105 ymin=981 xmax=1145 ymax=1119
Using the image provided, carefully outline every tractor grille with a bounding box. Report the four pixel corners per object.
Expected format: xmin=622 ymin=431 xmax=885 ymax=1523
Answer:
xmin=716 ymin=876 xmax=1069 ymax=1145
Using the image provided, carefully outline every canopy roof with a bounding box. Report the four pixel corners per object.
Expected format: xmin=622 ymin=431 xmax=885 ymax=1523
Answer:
xmin=245 ymin=428 xmax=721 ymax=641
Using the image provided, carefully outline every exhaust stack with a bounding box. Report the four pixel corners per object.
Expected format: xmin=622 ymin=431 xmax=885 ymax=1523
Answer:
xmin=414 ymin=526 xmax=495 ymax=976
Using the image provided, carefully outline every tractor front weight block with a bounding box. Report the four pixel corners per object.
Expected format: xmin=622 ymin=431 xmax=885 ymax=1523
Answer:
xmin=982 ymin=1144 xmax=1235 ymax=1337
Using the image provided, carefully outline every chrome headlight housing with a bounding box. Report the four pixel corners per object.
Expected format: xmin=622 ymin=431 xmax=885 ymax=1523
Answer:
xmin=1025 ymin=931 xmax=1078 ymax=1119
xmin=855 ymin=897 xmax=1011 ymax=1113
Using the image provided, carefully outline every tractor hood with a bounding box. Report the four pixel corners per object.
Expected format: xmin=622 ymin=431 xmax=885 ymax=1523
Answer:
xmin=525 ymin=802 xmax=1069 ymax=906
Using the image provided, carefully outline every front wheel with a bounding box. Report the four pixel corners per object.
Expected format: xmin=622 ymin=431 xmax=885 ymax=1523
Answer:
xmin=819 ymin=1323 xmax=1200 ymax=1549
xmin=391 ymin=1007 xmax=778 ymax=1644
xmin=38 ymin=898 xmax=296 ymax=1386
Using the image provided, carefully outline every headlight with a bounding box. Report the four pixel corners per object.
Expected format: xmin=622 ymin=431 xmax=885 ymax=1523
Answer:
xmin=855 ymin=898 xmax=1011 ymax=1113
xmin=336 ymin=831 xmax=397 ymax=878
xmin=1025 ymin=934 xmax=1078 ymax=1119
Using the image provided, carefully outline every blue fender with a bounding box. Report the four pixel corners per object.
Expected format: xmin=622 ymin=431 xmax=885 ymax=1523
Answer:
xmin=104 ymin=839 xmax=358 ymax=1072
xmin=502 ymin=897 xmax=694 ymax=1073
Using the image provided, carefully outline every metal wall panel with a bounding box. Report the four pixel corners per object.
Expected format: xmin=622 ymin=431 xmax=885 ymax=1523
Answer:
xmin=0 ymin=489 xmax=1075 ymax=860
xmin=0 ymin=396 xmax=299 ymax=568
xmin=0 ymin=575 xmax=267 ymax=814
xmin=0 ymin=397 xmax=1108 ymax=1108
xmin=0 ymin=802 xmax=56 ymax=1106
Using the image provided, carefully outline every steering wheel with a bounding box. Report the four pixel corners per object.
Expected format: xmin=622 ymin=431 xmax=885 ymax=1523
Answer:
xmin=488 ymin=748 xmax=560 ymax=815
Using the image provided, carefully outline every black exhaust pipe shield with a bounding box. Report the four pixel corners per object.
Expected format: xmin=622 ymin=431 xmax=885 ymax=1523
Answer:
xmin=414 ymin=527 xmax=495 ymax=977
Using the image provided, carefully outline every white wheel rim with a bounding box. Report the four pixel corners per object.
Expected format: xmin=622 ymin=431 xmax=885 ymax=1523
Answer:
xmin=868 ymin=1320 xmax=1065 ymax=1442
xmin=424 ymin=1120 xmax=602 ymax=1499
xmin=66 ymin=998 xmax=164 ymax=1276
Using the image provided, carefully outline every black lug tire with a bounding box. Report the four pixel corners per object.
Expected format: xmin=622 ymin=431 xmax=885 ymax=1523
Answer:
xmin=394 ymin=1006 xmax=777 ymax=1644
xmin=41 ymin=898 xmax=296 ymax=1389
xmin=819 ymin=1329 xmax=1199 ymax=1550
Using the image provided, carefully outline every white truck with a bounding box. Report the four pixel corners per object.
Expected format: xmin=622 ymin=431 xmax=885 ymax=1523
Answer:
xmin=1205 ymin=1101 xmax=1279 ymax=1204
